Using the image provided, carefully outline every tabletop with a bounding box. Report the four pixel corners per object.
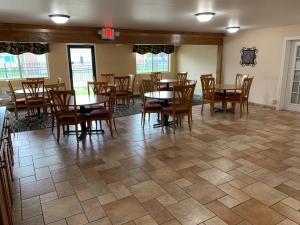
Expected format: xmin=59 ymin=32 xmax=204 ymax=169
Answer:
xmin=144 ymin=91 xmax=173 ymax=100
xmin=72 ymin=95 xmax=109 ymax=106
xmin=159 ymin=79 xmax=177 ymax=84
xmin=215 ymin=84 xmax=241 ymax=91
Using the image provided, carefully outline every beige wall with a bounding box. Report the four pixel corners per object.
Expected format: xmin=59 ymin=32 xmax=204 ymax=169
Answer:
xmin=176 ymin=45 xmax=218 ymax=95
xmin=223 ymin=23 xmax=300 ymax=107
xmin=0 ymin=43 xmax=177 ymax=94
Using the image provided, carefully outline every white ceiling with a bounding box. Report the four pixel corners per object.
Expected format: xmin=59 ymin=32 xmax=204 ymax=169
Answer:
xmin=0 ymin=0 xmax=300 ymax=33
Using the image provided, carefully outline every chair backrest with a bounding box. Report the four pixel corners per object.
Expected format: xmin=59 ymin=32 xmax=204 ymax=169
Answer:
xmin=138 ymin=83 xmax=147 ymax=106
xmin=235 ymin=73 xmax=249 ymax=87
xmin=100 ymin=74 xmax=115 ymax=83
xmin=7 ymin=81 xmax=17 ymax=102
xmin=21 ymin=80 xmax=45 ymax=100
xmin=26 ymin=77 xmax=45 ymax=81
xmin=49 ymin=90 xmax=77 ymax=115
xmin=45 ymin=83 xmax=66 ymax=100
xmin=128 ymin=74 xmax=136 ymax=92
xmin=241 ymin=77 xmax=254 ymax=99
xmin=150 ymin=72 xmax=162 ymax=82
xmin=114 ymin=76 xmax=130 ymax=91
xmin=141 ymin=79 xmax=155 ymax=93
xmin=200 ymin=77 xmax=215 ymax=99
xmin=201 ymin=74 xmax=213 ymax=79
xmin=177 ymin=72 xmax=188 ymax=86
xmin=87 ymin=81 xmax=108 ymax=96
xmin=172 ymin=83 xmax=196 ymax=108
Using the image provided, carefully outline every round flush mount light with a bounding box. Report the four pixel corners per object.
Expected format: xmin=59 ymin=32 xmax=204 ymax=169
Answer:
xmin=195 ymin=12 xmax=215 ymax=22
xmin=226 ymin=26 xmax=240 ymax=33
xmin=48 ymin=14 xmax=70 ymax=24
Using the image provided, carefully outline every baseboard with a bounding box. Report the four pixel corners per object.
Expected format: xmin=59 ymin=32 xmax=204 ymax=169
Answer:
xmin=248 ymin=102 xmax=276 ymax=110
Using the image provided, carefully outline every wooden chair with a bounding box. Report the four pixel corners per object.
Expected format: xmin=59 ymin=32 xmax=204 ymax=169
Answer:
xmin=162 ymin=83 xmax=196 ymax=134
xmin=138 ymin=83 xmax=162 ymax=129
xmin=113 ymin=76 xmax=130 ymax=107
xmin=87 ymin=81 xmax=108 ymax=96
xmin=87 ymin=92 xmax=116 ymax=137
xmin=176 ymin=72 xmax=188 ymax=86
xmin=45 ymin=83 xmax=67 ymax=132
xmin=128 ymin=74 xmax=136 ymax=104
xmin=200 ymin=77 xmax=225 ymax=115
xmin=99 ymin=74 xmax=115 ymax=84
xmin=150 ymin=72 xmax=167 ymax=90
xmin=235 ymin=73 xmax=249 ymax=88
xmin=26 ymin=77 xmax=45 ymax=81
xmin=7 ymin=81 xmax=26 ymax=120
xmin=141 ymin=79 xmax=164 ymax=105
xmin=49 ymin=90 xmax=86 ymax=143
xmin=21 ymin=80 xmax=47 ymax=118
xmin=226 ymin=77 xmax=254 ymax=117
xmin=201 ymin=74 xmax=213 ymax=79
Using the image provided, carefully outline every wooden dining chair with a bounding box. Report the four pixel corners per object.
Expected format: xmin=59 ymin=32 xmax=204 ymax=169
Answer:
xmin=235 ymin=73 xmax=249 ymax=88
xmin=45 ymin=83 xmax=67 ymax=132
xmin=162 ymin=83 xmax=196 ymax=134
xmin=87 ymin=92 xmax=116 ymax=137
xmin=176 ymin=72 xmax=188 ymax=86
xmin=200 ymin=77 xmax=225 ymax=115
xmin=8 ymin=81 xmax=26 ymax=120
xmin=21 ymin=80 xmax=47 ymax=118
xmin=113 ymin=76 xmax=130 ymax=107
xmin=128 ymin=74 xmax=136 ymax=104
xmin=151 ymin=72 xmax=167 ymax=90
xmin=87 ymin=81 xmax=108 ymax=96
xmin=200 ymin=74 xmax=213 ymax=79
xmin=138 ymin=83 xmax=163 ymax=129
xmin=26 ymin=77 xmax=45 ymax=81
xmin=226 ymin=77 xmax=254 ymax=117
xmin=99 ymin=73 xmax=115 ymax=84
xmin=49 ymin=90 xmax=87 ymax=143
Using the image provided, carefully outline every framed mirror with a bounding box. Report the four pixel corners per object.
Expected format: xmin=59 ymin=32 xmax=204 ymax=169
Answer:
xmin=240 ymin=47 xmax=258 ymax=67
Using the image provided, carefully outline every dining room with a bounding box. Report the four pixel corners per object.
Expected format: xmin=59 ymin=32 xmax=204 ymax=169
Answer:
xmin=1 ymin=1 xmax=300 ymax=225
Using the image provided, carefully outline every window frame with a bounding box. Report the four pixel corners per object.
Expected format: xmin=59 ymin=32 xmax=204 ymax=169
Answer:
xmin=135 ymin=52 xmax=170 ymax=74
xmin=0 ymin=53 xmax=50 ymax=80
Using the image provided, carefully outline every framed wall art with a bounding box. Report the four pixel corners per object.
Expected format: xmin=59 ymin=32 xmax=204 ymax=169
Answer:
xmin=240 ymin=47 xmax=258 ymax=67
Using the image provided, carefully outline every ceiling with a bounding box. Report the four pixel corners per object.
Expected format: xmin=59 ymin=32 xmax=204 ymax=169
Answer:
xmin=0 ymin=0 xmax=300 ymax=33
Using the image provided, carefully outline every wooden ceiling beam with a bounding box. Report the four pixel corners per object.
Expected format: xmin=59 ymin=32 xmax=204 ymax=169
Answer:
xmin=0 ymin=23 xmax=223 ymax=45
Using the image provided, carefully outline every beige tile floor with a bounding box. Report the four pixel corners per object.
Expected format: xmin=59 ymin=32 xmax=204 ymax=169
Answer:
xmin=12 ymin=105 xmax=300 ymax=225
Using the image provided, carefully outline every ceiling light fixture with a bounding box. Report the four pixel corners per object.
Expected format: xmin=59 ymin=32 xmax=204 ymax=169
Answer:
xmin=195 ymin=12 xmax=215 ymax=22
xmin=226 ymin=26 xmax=240 ymax=33
xmin=49 ymin=14 xmax=70 ymax=24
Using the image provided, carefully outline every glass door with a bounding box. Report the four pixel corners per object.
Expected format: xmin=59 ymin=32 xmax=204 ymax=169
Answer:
xmin=67 ymin=45 xmax=96 ymax=94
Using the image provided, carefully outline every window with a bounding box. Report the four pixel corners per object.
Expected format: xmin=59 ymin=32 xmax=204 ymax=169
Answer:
xmin=0 ymin=53 xmax=49 ymax=80
xmin=136 ymin=52 xmax=169 ymax=73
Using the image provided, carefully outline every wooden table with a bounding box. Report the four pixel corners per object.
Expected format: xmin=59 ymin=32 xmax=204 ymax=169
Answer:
xmin=72 ymin=95 xmax=109 ymax=137
xmin=144 ymin=91 xmax=173 ymax=127
xmin=159 ymin=79 xmax=177 ymax=90
xmin=215 ymin=84 xmax=241 ymax=112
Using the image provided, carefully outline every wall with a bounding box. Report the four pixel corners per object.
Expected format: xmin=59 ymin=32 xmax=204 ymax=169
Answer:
xmin=222 ymin=23 xmax=300 ymax=107
xmin=176 ymin=45 xmax=218 ymax=95
xmin=0 ymin=43 xmax=177 ymax=93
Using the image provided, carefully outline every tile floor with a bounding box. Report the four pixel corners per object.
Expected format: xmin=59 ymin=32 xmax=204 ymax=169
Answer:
xmin=11 ymin=105 xmax=300 ymax=225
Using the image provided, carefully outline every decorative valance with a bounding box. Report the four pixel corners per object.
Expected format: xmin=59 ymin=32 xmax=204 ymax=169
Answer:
xmin=0 ymin=42 xmax=49 ymax=55
xmin=133 ymin=45 xmax=174 ymax=54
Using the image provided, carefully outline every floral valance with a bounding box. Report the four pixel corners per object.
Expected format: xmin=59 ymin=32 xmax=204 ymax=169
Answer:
xmin=0 ymin=42 xmax=49 ymax=55
xmin=133 ymin=45 xmax=174 ymax=54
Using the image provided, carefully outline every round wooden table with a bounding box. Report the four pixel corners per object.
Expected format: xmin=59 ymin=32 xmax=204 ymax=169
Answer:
xmin=215 ymin=84 xmax=241 ymax=112
xmin=144 ymin=91 xmax=173 ymax=127
xmin=159 ymin=79 xmax=177 ymax=90
xmin=68 ymin=94 xmax=109 ymax=137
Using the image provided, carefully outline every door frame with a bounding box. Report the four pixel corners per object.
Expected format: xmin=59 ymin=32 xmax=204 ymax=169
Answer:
xmin=67 ymin=44 xmax=97 ymax=90
xmin=277 ymin=36 xmax=300 ymax=110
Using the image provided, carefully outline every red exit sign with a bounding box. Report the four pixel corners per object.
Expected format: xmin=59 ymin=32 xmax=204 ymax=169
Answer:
xmin=101 ymin=28 xmax=115 ymax=40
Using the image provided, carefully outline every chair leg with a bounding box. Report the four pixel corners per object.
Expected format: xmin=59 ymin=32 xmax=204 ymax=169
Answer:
xmin=51 ymin=116 xmax=55 ymax=132
xmin=113 ymin=117 xmax=117 ymax=131
xmin=108 ymin=119 xmax=113 ymax=137
xmin=188 ymin=114 xmax=192 ymax=131
xmin=15 ymin=107 xmax=18 ymax=120
xmin=247 ymin=101 xmax=249 ymax=114
xmin=142 ymin=112 xmax=146 ymax=129
xmin=240 ymin=103 xmax=243 ymax=117
xmin=56 ymin=124 xmax=60 ymax=143
xmin=173 ymin=115 xmax=176 ymax=134
xmin=75 ymin=124 xmax=79 ymax=144
xmin=141 ymin=112 xmax=144 ymax=126
xmin=201 ymin=99 xmax=204 ymax=114
xmin=210 ymin=102 xmax=214 ymax=116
